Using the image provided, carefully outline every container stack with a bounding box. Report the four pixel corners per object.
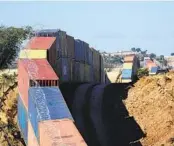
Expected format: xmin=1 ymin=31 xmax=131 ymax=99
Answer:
xmin=18 ymin=37 xmax=87 ymax=145
xmin=121 ymin=55 xmax=139 ymax=83
xmin=34 ymin=29 xmax=104 ymax=83
xmin=144 ymin=58 xmax=158 ymax=75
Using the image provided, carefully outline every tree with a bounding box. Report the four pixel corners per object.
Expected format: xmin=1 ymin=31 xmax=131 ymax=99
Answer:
xmin=136 ymin=48 xmax=141 ymax=52
xmin=171 ymin=53 xmax=174 ymax=56
xmin=150 ymin=53 xmax=156 ymax=59
xmin=131 ymin=48 xmax=136 ymax=52
xmin=160 ymin=55 xmax=164 ymax=60
xmin=0 ymin=26 xmax=33 ymax=70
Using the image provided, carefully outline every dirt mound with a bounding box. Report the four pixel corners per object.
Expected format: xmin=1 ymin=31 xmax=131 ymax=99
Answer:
xmin=125 ymin=72 xmax=174 ymax=146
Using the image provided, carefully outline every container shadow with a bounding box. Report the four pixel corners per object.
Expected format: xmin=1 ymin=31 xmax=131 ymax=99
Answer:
xmin=103 ymin=83 xmax=145 ymax=146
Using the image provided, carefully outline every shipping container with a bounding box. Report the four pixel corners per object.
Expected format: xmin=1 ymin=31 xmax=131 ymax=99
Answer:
xmin=74 ymin=62 xmax=80 ymax=82
xmin=124 ymin=55 xmax=135 ymax=62
xmin=75 ymin=39 xmax=85 ymax=62
xmin=72 ymin=84 xmax=98 ymax=146
xmin=84 ymin=64 xmax=90 ymax=82
xmin=121 ymin=69 xmax=132 ymax=79
xmin=100 ymin=55 xmax=105 ymax=83
xmin=123 ymin=63 xmax=133 ymax=69
xmin=39 ymin=119 xmax=87 ymax=146
xmin=17 ymin=96 xmax=28 ymax=144
xmin=79 ymin=63 xmax=85 ymax=82
xmin=28 ymin=87 xmax=73 ymax=140
xmin=89 ymin=48 xmax=93 ymax=65
xmin=19 ymin=50 xmax=47 ymax=59
xmin=90 ymin=66 xmax=94 ymax=82
xmin=150 ymin=66 xmax=158 ymax=73
xmin=26 ymin=37 xmax=56 ymax=50
xmin=89 ymin=84 xmax=111 ymax=146
xmin=94 ymin=68 xmax=100 ymax=83
xmin=18 ymin=59 xmax=58 ymax=109
xmin=93 ymin=49 xmax=100 ymax=70
xmin=84 ymin=41 xmax=89 ymax=64
xmin=67 ymin=35 xmax=75 ymax=59
xmin=58 ymin=30 xmax=67 ymax=58
xmin=28 ymin=119 xmax=39 ymax=146
xmin=55 ymin=58 xmax=71 ymax=82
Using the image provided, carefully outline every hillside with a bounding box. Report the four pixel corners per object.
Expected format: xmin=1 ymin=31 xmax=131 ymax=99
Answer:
xmin=125 ymin=72 xmax=174 ymax=146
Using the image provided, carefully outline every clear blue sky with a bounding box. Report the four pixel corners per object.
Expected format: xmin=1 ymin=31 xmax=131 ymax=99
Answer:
xmin=0 ymin=1 xmax=174 ymax=55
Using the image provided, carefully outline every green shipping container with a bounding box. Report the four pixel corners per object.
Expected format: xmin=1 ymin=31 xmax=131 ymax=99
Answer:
xmin=84 ymin=64 xmax=90 ymax=82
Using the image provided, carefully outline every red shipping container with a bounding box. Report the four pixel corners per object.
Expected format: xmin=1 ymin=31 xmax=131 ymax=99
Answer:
xmin=124 ymin=55 xmax=135 ymax=62
xmin=26 ymin=37 xmax=56 ymax=50
xmin=18 ymin=59 xmax=59 ymax=109
xmin=39 ymin=119 xmax=87 ymax=146
xmin=28 ymin=120 xmax=39 ymax=146
xmin=25 ymin=37 xmax=57 ymax=70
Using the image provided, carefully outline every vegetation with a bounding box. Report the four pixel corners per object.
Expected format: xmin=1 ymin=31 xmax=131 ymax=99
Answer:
xmin=137 ymin=68 xmax=149 ymax=78
xmin=171 ymin=53 xmax=174 ymax=56
xmin=0 ymin=26 xmax=33 ymax=70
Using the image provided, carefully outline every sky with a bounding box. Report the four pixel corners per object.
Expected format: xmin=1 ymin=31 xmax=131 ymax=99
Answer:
xmin=0 ymin=1 xmax=174 ymax=55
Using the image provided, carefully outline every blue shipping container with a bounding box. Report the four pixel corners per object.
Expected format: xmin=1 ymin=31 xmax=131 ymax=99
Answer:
xmin=150 ymin=66 xmax=158 ymax=73
xmin=17 ymin=96 xmax=28 ymax=145
xmin=122 ymin=69 xmax=132 ymax=79
xmin=28 ymin=87 xmax=73 ymax=140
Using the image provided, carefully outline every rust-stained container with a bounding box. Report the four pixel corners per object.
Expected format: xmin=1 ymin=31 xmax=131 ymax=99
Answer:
xmin=67 ymin=35 xmax=75 ymax=59
xmin=84 ymin=64 xmax=90 ymax=82
xmin=28 ymin=119 xmax=39 ymax=146
xmin=18 ymin=59 xmax=58 ymax=109
xmin=124 ymin=55 xmax=135 ymax=62
xmin=19 ymin=49 xmax=47 ymax=59
xmin=39 ymin=119 xmax=87 ymax=146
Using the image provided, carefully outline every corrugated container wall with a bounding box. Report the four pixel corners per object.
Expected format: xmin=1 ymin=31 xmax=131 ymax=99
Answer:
xmin=28 ymin=120 xmax=39 ymax=146
xmin=100 ymin=55 xmax=105 ymax=83
xmin=84 ymin=41 xmax=89 ymax=64
xmin=84 ymin=64 xmax=90 ymax=82
xmin=75 ymin=39 xmax=85 ymax=62
xmin=89 ymin=48 xmax=93 ymax=65
xmin=55 ymin=58 xmax=71 ymax=82
xmin=19 ymin=50 xmax=47 ymax=59
xmin=74 ymin=62 xmax=80 ymax=82
xmin=17 ymin=96 xmax=28 ymax=144
xmin=67 ymin=35 xmax=75 ymax=59
xmin=28 ymin=87 xmax=73 ymax=140
xmin=79 ymin=63 xmax=85 ymax=82
xmin=58 ymin=30 xmax=67 ymax=58
xmin=39 ymin=119 xmax=87 ymax=146
xmin=18 ymin=60 xmax=30 ymax=109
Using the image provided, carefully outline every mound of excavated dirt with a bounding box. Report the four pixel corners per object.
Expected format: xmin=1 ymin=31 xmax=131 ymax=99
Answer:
xmin=125 ymin=72 xmax=174 ymax=146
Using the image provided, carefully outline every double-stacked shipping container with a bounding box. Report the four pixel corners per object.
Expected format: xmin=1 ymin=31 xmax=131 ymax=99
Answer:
xmin=121 ymin=55 xmax=139 ymax=83
xmin=34 ymin=29 xmax=104 ymax=83
xmin=18 ymin=46 xmax=87 ymax=145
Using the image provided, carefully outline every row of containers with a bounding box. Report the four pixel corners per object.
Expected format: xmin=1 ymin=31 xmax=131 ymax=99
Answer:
xmin=121 ymin=55 xmax=139 ymax=83
xmin=144 ymin=57 xmax=159 ymax=75
xmin=19 ymin=29 xmax=105 ymax=83
xmin=17 ymin=59 xmax=87 ymax=146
